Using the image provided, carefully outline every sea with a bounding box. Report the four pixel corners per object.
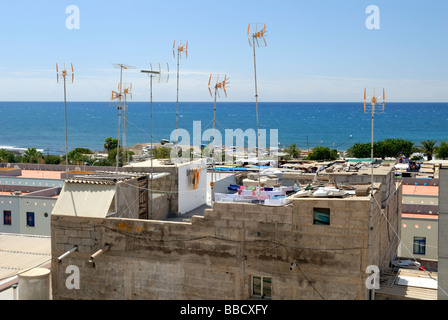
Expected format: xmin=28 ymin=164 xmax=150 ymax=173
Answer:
xmin=0 ymin=101 xmax=447 ymax=155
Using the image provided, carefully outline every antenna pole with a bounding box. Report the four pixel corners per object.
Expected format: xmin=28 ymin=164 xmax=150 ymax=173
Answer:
xmin=369 ymin=95 xmax=375 ymax=251
xmin=116 ymin=66 xmax=123 ymax=177
xmin=150 ymin=73 xmax=154 ymax=219
xmin=252 ymin=34 xmax=262 ymax=202
xmin=211 ymin=85 xmax=218 ymax=206
xmin=63 ymin=73 xmax=68 ymax=173
xmin=141 ymin=64 xmax=168 ymax=220
xmin=56 ymin=63 xmax=73 ymax=173
xmin=364 ymin=88 xmax=385 ymax=252
xmin=175 ymin=48 xmax=180 ymax=144
xmin=208 ymin=74 xmax=228 ymax=206
xmin=124 ymin=91 xmax=128 ymax=165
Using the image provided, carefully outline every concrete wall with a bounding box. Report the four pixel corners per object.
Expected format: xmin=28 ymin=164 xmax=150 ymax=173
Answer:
xmin=125 ymin=165 xmax=179 ymax=216
xmin=51 ymin=186 xmax=399 ymax=300
xmin=438 ymin=168 xmax=448 ymax=300
xmin=0 ymin=168 xmax=21 ymax=176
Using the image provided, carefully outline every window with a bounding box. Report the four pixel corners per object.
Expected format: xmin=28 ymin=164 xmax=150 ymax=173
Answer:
xmin=313 ymin=208 xmax=330 ymax=225
xmin=252 ymin=276 xmax=271 ymax=299
xmin=26 ymin=212 xmax=35 ymax=227
xmin=413 ymin=237 xmax=426 ymax=255
xmin=3 ymin=211 xmax=11 ymax=225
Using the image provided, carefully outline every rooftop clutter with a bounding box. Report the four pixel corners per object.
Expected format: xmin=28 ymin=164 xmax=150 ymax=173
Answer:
xmin=212 ymin=160 xmax=378 ymax=205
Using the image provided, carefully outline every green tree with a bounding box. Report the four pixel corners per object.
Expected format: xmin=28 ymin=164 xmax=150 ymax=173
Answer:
xmin=107 ymin=148 xmax=133 ymax=166
xmin=347 ymin=138 xmax=415 ymax=159
xmin=0 ymin=149 xmax=16 ymax=163
xmin=104 ymin=137 xmax=118 ymax=153
xmin=154 ymin=146 xmax=171 ymax=159
xmin=418 ymin=139 xmax=437 ymax=161
xmin=306 ymin=146 xmax=338 ymax=161
xmin=67 ymin=148 xmax=94 ymax=165
xmin=22 ymin=148 xmax=43 ymax=163
xmin=346 ymin=142 xmax=371 ymax=158
xmin=285 ymin=144 xmax=301 ymax=159
xmin=435 ymin=141 xmax=448 ymax=159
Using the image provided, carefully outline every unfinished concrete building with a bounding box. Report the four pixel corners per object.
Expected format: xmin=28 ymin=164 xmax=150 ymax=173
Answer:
xmin=50 ymin=162 xmax=401 ymax=300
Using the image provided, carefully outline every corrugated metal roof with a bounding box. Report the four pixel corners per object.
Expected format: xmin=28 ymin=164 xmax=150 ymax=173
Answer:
xmin=376 ymin=268 xmax=438 ymax=300
xmin=0 ymin=233 xmax=51 ymax=281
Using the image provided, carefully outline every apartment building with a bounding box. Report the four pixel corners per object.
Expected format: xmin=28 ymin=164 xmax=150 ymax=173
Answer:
xmin=50 ymin=163 xmax=401 ymax=300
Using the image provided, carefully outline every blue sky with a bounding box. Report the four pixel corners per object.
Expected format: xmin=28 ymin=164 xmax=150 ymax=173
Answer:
xmin=0 ymin=0 xmax=446 ymax=102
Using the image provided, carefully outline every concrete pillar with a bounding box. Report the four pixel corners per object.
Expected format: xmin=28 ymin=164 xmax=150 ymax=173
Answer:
xmin=18 ymin=268 xmax=51 ymax=300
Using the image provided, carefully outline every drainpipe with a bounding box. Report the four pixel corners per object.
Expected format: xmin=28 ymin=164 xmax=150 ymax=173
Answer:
xmin=89 ymin=244 xmax=111 ymax=264
xmin=57 ymin=246 xmax=78 ymax=264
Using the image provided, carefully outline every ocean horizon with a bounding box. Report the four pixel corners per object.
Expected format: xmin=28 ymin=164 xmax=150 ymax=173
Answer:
xmin=1 ymin=101 xmax=447 ymax=155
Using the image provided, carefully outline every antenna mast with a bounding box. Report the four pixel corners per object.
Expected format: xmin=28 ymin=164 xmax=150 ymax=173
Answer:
xmin=111 ymin=64 xmax=135 ymax=175
xmin=141 ymin=63 xmax=169 ymax=219
xmin=122 ymin=82 xmax=133 ymax=165
xmin=364 ymin=87 xmax=385 ymax=251
xmin=173 ymin=40 xmax=188 ymax=145
xmin=248 ymin=23 xmax=267 ymax=202
xmin=56 ymin=63 xmax=74 ymax=173
xmin=208 ymin=74 xmax=229 ymax=205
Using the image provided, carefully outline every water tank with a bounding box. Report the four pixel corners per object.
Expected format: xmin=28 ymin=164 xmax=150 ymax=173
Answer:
xmin=18 ymin=268 xmax=51 ymax=300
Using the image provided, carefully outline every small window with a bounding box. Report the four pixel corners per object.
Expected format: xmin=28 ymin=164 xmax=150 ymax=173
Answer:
xmin=26 ymin=212 xmax=35 ymax=227
xmin=413 ymin=237 xmax=426 ymax=255
xmin=313 ymin=208 xmax=330 ymax=225
xmin=3 ymin=211 xmax=12 ymax=225
xmin=252 ymin=276 xmax=271 ymax=299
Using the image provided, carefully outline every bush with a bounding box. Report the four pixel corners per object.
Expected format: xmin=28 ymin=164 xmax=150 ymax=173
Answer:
xmin=44 ymin=155 xmax=62 ymax=164
xmin=306 ymin=146 xmax=338 ymax=161
xmin=347 ymin=138 xmax=415 ymax=159
xmin=0 ymin=149 xmax=16 ymax=163
xmin=436 ymin=141 xmax=448 ymax=159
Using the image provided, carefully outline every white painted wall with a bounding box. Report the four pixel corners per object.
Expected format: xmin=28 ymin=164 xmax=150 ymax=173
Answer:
xmin=0 ymin=196 xmax=20 ymax=234
xmin=19 ymin=197 xmax=55 ymax=236
xmin=177 ymin=159 xmax=207 ymax=215
xmin=206 ymin=172 xmax=236 ymax=205
xmin=0 ymin=195 xmax=55 ymax=236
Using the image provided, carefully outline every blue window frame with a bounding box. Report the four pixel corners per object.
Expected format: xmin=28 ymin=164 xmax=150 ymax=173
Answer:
xmin=3 ymin=211 xmax=11 ymax=225
xmin=26 ymin=212 xmax=35 ymax=227
xmin=413 ymin=237 xmax=426 ymax=255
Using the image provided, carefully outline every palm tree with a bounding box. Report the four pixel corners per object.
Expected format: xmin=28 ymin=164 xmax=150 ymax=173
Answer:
xmin=419 ymin=139 xmax=437 ymax=161
xmin=285 ymin=143 xmax=301 ymax=159
xmin=104 ymin=137 xmax=118 ymax=153
xmin=22 ymin=148 xmax=43 ymax=163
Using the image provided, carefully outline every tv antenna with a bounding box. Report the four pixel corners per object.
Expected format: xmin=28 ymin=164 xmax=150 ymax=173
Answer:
xmin=141 ymin=63 xmax=169 ymax=219
xmin=122 ymin=82 xmax=133 ymax=165
xmin=248 ymin=23 xmax=267 ymax=202
xmin=207 ymin=74 xmax=229 ymax=205
xmin=111 ymin=63 xmax=135 ymax=175
xmin=56 ymin=63 xmax=74 ymax=173
xmin=364 ymin=87 xmax=385 ymax=251
xmin=173 ymin=40 xmax=188 ymax=144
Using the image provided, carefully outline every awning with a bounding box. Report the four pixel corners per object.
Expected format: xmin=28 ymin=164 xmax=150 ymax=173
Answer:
xmin=52 ymin=182 xmax=116 ymax=218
